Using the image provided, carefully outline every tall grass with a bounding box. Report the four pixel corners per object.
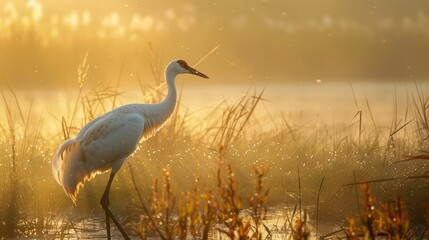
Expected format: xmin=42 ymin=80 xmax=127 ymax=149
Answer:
xmin=0 ymin=86 xmax=49 ymax=237
xmin=127 ymin=159 xmax=270 ymax=240
xmin=1 ymin=54 xmax=429 ymax=238
xmin=346 ymin=183 xmax=416 ymax=239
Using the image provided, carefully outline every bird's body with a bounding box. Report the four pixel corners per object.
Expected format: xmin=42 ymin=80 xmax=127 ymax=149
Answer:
xmin=52 ymin=59 xmax=208 ymax=239
xmin=52 ymin=100 xmax=175 ymax=201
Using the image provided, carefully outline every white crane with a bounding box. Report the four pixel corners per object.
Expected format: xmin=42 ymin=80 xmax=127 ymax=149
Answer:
xmin=52 ymin=59 xmax=208 ymax=239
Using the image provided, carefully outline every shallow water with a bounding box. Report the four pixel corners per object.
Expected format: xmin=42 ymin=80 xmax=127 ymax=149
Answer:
xmin=178 ymin=81 xmax=416 ymax=127
xmin=54 ymin=208 xmax=342 ymax=239
xmin=8 ymin=81 xmax=419 ymax=131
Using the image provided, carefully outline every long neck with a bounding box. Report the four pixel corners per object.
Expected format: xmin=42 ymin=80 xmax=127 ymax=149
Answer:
xmin=158 ymin=69 xmax=178 ymax=118
xmin=140 ymin=70 xmax=177 ymax=123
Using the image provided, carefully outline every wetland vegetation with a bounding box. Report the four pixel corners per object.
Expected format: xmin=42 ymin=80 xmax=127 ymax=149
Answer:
xmin=1 ymin=0 xmax=429 ymax=239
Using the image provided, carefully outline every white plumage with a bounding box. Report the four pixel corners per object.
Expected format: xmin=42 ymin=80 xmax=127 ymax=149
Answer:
xmin=52 ymin=59 xmax=208 ymax=239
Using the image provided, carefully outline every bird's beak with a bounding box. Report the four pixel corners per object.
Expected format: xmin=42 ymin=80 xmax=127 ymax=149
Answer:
xmin=188 ymin=66 xmax=209 ymax=79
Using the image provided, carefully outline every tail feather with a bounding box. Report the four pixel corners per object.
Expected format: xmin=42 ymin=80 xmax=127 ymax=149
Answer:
xmin=52 ymin=139 xmax=100 ymax=203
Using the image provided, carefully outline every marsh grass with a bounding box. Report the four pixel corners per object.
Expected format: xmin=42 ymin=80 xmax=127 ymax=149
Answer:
xmin=346 ymin=183 xmax=417 ymax=239
xmin=127 ymin=159 xmax=270 ymax=240
xmin=1 ymin=53 xmax=429 ymax=238
xmin=0 ymin=3 xmax=428 ymax=238
xmin=0 ymin=86 xmax=42 ymax=237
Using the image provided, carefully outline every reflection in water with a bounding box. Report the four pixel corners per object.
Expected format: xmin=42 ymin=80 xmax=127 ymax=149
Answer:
xmin=59 ymin=217 xmax=121 ymax=239
xmin=58 ymin=208 xmax=339 ymax=239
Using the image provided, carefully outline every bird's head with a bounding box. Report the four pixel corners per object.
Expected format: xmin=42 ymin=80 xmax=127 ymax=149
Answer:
xmin=167 ymin=59 xmax=209 ymax=79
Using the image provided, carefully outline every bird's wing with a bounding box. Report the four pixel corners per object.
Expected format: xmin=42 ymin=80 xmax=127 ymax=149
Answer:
xmin=76 ymin=114 xmax=105 ymax=139
xmin=80 ymin=112 xmax=146 ymax=172
xmin=52 ymin=112 xmax=146 ymax=202
xmin=52 ymin=138 xmax=89 ymax=202
xmin=52 ymin=138 xmax=78 ymax=185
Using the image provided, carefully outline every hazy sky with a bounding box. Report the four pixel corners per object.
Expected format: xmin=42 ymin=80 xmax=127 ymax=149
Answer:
xmin=0 ymin=0 xmax=429 ymax=87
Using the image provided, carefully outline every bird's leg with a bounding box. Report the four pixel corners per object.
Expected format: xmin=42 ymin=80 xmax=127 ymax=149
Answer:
xmin=104 ymin=210 xmax=111 ymax=240
xmin=100 ymin=172 xmax=131 ymax=240
xmin=101 ymin=172 xmax=113 ymax=239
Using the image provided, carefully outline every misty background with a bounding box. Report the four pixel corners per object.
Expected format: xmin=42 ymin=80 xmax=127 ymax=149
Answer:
xmin=2 ymin=2 xmax=429 ymax=237
xmin=0 ymin=0 xmax=428 ymax=89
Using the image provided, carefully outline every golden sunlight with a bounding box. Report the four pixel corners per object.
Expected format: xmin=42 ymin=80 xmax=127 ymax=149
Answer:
xmin=1 ymin=0 xmax=429 ymax=239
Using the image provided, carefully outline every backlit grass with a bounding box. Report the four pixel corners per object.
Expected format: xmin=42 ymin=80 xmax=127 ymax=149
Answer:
xmin=1 ymin=60 xmax=429 ymax=238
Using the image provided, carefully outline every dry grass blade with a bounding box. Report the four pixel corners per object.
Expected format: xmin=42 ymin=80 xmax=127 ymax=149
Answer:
xmin=297 ymin=166 xmax=302 ymax=220
xmin=349 ymin=81 xmax=359 ymax=109
xmin=353 ymin=171 xmax=360 ymax=213
xmin=343 ymin=174 xmax=429 ymax=186
xmin=316 ymin=176 xmax=325 ymax=237
xmin=0 ymin=89 xmax=13 ymax=128
xmin=351 ymin=110 xmax=362 ymax=145
xmin=400 ymin=152 xmax=429 ymax=162
xmin=282 ymin=113 xmax=298 ymax=143
xmin=365 ymin=98 xmax=377 ymax=129
xmin=343 ymin=178 xmax=397 ymax=186
xmin=61 ymin=117 xmax=70 ymax=140
xmin=192 ymin=44 xmax=220 ymax=68
xmin=390 ymin=119 xmax=413 ymax=137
